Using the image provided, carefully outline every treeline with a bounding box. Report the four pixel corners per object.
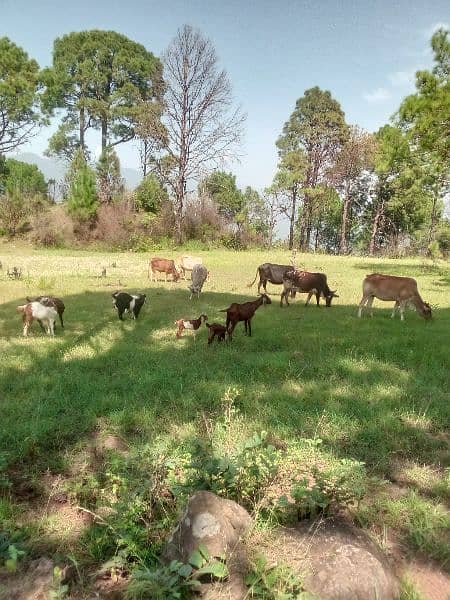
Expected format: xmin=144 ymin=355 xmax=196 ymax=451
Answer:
xmin=0 ymin=26 xmax=448 ymax=255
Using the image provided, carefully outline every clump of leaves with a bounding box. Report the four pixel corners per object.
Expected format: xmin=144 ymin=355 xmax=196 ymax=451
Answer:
xmin=190 ymin=431 xmax=280 ymax=508
xmin=245 ymin=555 xmax=312 ymax=599
xmin=49 ymin=566 xmax=69 ymax=599
xmin=280 ymin=459 xmax=367 ymax=520
xmin=126 ymin=544 xmax=228 ymax=600
xmin=0 ymin=533 xmax=26 ymax=572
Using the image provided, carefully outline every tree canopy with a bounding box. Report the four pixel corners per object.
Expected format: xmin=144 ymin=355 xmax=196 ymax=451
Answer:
xmin=42 ymin=30 xmax=164 ymax=159
xmin=0 ymin=37 xmax=42 ymax=154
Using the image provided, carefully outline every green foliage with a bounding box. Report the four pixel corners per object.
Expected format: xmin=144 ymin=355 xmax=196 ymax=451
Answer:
xmin=0 ymin=37 xmax=41 ymax=153
xmin=42 ymin=30 xmax=164 ymax=158
xmin=280 ymin=460 xmax=367 ymax=520
xmin=2 ymin=159 xmax=48 ymax=197
xmin=245 ymin=555 xmax=310 ymax=599
xmin=134 ymin=174 xmax=167 ymax=213
xmin=49 ymin=566 xmax=69 ymax=599
xmin=200 ymin=171 xmax=245 ymax=220
xmin=0 ymin=187 xmax=28 ymax=236
xmin=190 ymin=431 xmax=280 ymax=508
xmin=126 ymin=545 xmax=228 ymax=600
xmin=96 ymin=146 xmax=123 ymax=203
xmin=0 ymin=533 xmax=26 ymax=573
xmin=398 ymin=28 xmax=450 ymax=166
xmin=66 ymin=150 xmax=98 ymax=224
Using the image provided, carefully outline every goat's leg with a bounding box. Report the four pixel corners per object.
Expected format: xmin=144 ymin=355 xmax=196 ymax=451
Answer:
xmin=37 ymin=318 xmax=46 ymax=332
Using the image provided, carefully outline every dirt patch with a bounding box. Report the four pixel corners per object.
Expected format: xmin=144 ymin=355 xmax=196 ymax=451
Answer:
xmin=401 ymin=560 xmax=450 ymax=600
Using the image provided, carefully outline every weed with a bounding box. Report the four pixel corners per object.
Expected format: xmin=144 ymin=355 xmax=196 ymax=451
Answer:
xmin=245 ymin=555 xmax=311 ymax=599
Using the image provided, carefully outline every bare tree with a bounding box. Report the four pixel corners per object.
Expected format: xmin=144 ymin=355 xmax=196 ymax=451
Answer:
xmin=145 ymin=25 xmax=245 ymax=244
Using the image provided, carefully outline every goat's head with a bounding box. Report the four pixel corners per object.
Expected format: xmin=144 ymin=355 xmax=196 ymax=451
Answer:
xmin=16 ymin=305 xmax=27 ymax=314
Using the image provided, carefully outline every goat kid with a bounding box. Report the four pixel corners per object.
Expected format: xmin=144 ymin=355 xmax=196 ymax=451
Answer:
xmin=17 ymin=301 xmax=57 ymax=336
xmin=206 ymin=322 xmax=227 ymax=344
xmin=112 ymin=292 xmax=146 ymax=320
xmin=175 ymin=314 xmax=207 ymax=339
xmin=220 ymin=293 xmax=271 ymax=340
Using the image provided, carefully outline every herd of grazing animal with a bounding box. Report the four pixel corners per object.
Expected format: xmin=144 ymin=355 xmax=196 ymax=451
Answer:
xmin=15 ymin=255 xmax=433 ymax=339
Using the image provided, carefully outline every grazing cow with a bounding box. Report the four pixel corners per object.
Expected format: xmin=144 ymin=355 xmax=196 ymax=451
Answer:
xmin=17 ymin=301 xmax=57 ymax=337
xmin=358 ymin=274 xmax=432 ymax=321
xmin=189 ymin=264 xmax=208 ymax=299
xmin=280 ymin=270 xmax=338 ymax=308
xmin=112 ymin=292 xmax=146 ymax=320
xmin=148 ymin=257 xmax=180 ymax=282
xmin=175 ymin=314 xmax=207 ymax=339
xmin=206 ymin=322 xmax=228 ymax=344
xmin=220 ymin=294 xmax=272 ymax=340
xmin=177 ymin=255 xmax=203 ymax=280
xmin=27 ymin=296 xmax=65 ymax=329
xmin=248 ymin=263 xmax=296 ymax=294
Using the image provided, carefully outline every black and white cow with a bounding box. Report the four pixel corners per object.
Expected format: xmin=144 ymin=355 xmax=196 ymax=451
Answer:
xmin=112 ymin=292 xmax=146 ymax=320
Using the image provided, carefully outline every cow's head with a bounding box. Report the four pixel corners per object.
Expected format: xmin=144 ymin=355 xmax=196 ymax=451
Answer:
xmin=420 ymin=302 xmax=432 ymax=320
xmin=325 ymin=290 xmax=339 ymax=307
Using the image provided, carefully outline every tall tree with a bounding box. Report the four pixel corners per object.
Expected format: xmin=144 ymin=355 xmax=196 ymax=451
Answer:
xmin=145 ymin=25 xmax=245 ymax=244
xmin=277 ymin=87 xmax=349 ymax=250
xmin=398 ymin=27 xmax=449 ymax=249
xmin=42 ymin=30 xmax=164 ymax=159
xmin=330 ymin=126 xmax=377 ymax=253
xmin=67 ymin=149 xmax=98 ymax=225
xmin=270 ymin=149 xmax=307 ymax=249
xmin=0 ymin=37 xmax=41 ymax=155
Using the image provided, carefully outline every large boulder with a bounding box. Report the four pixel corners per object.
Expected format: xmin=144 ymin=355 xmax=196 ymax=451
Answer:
xmin=269 ymin=519 xmax=399 ymax=600
xmin=163 ymin=491 xmax=252 ymax=599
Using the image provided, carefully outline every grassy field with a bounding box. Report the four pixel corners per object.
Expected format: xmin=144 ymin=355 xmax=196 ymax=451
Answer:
xmin=0 ymin=243 xmax=449 ymax=597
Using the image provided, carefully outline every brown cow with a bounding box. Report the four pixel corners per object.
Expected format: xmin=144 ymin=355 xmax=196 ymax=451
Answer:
xmin=358 ymin=273 xmax=432 ymax=321
xmin=280 ymin=269 xmax=338 ymax=307
xmin=148 ymin=257 xmax=180 ymax=282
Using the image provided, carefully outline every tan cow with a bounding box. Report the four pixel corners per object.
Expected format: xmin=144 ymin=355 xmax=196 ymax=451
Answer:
xmin=148 ymin=257 xmax=180 ymax=282
xmin=358 ymin=273 xmax=432 ymax=321
xmin=177 ymin=255 xmax=203 ymax=280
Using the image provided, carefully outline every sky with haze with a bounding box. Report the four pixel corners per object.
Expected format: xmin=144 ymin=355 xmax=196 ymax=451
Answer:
xmin=2 ymin=0 xmax=449 ymax=192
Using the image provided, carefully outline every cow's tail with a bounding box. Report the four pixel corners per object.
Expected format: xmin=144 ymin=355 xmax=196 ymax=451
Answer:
xmin=247 ymin=268 xmax=259 ymax=288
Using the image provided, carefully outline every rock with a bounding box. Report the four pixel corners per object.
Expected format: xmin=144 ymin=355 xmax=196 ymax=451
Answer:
xmin=0 ymin=557 xmax=55 ymax=600
xmin=163 ymin=491 xmax=252 ymax=600
xmin=271 ymin=519 xmax=400 ymax=600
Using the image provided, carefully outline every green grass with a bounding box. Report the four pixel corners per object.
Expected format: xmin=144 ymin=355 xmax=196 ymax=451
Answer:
xmin=1 ymin=243 xmax=449 ymax=590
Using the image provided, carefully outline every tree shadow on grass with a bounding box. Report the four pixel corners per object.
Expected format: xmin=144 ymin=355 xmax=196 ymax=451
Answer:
xmin=1 ymin=286 xmax=448 ymax=478
xmin=352 ymin=261 xmax=447 ymax=277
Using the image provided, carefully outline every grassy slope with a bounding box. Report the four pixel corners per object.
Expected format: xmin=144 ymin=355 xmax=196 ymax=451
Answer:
xmin=0 ymin=243 xmax=449 ymax=581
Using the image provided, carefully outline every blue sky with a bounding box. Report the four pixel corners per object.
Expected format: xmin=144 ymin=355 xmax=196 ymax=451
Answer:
xmin=3 ymin=0 xmax=449 ymax=191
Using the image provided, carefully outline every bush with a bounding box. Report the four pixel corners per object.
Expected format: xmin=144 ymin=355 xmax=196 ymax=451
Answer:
xmin=94 ymin=202 xmax=137 ymax=249
xmin=32 ymin=206 xmax=74 ymax=247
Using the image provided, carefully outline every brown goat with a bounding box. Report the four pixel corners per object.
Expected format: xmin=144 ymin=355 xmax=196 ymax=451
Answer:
xmin=219 ymin=294 xmax=271 ymax=340
xmin=175 ymin=314 xmax=208 ymax=339
xmin=206 ymin=322 xmax=227 ymax=344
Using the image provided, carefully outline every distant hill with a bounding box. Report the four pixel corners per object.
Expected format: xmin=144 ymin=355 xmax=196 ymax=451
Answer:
xmin=11 ymin=152 xmax=142 ymax=192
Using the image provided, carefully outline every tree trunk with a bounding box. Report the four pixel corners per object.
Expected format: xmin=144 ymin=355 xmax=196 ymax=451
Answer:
xmin=340 ymin=194 xmax=351 ymax=254
xmin=288 ymin=190 xmax=297 ymax=250
xmin=369 ymin=200 xmax=384 ymax=255
xmin=101 ymin=118 xmax=107 ymax=150
xmin=79 ymin=107 xmax=86 ymax=153
xmin=427 ymin=193 xmax=439 ymax=251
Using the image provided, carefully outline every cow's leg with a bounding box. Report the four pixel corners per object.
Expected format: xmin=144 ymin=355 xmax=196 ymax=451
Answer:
xmin=391 ymin=301 xmax=400 ymax=319
xmin=305 ymin=292 xmax=313 ymax=306
xmin=248 ymin=319 xmax=252 ymax=336
xmin=358 ymin=295 xmax=368 ymax=317
xmin=244 ymin=320 xmax=248 ymax=334
xmin=315 ymin=292 xmax=320 ymax=307
xmin=366 ymin=296 xmax=375 ymax=317
xmin=399 ymin=301 xmax=406 ymax=321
